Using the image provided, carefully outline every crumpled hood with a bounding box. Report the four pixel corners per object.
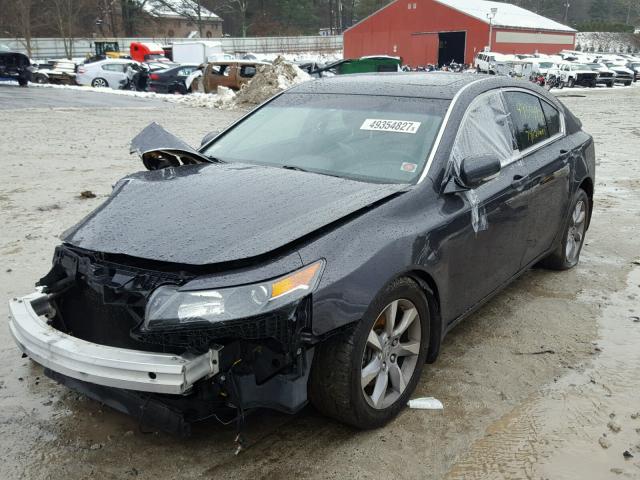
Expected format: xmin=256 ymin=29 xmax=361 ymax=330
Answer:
xmin=63 ymin=163 xmax=406 ymax=266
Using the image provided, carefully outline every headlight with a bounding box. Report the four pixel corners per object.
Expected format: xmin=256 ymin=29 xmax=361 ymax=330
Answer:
xmin=142 ymin=260 xmax=324 ymax=331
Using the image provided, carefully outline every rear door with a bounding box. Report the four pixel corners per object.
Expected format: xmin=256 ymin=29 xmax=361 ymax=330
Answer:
xmin=502 ymin=90 xmax=571 ymax=266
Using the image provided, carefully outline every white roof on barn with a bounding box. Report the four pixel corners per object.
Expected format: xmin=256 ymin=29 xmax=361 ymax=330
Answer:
xmin=434 ymin=0 xmax=575 ymax=32
xmin=141 ymin=0 xmax=221 ymax=21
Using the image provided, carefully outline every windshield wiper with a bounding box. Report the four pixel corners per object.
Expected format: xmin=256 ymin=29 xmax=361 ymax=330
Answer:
xmin=281 ymin=165 xmax=309 ymax=172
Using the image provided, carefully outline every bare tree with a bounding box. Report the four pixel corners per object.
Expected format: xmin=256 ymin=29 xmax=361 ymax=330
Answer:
xmin=210 ymin=0 xmax=250 ymax=37
xmin=49 ymin=0 xmax=90 ymax=58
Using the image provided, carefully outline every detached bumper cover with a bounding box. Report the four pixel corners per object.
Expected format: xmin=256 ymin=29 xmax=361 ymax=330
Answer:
xmin=8 ymin=292 xmax=219 ymax=395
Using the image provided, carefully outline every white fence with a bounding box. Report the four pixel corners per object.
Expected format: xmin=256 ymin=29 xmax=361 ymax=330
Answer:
xmin=0 ymin=36 xmax=343 ymax=60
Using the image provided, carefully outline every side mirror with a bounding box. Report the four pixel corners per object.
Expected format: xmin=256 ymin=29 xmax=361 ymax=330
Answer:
xmin=459 ymin=154 xmax=501 ymax=189
xmin=200 ymin=129 xmax=222 ymax=146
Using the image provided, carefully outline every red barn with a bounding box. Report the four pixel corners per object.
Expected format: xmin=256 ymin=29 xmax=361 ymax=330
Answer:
xmin=344 ymin=0 xmax=576 ymax=67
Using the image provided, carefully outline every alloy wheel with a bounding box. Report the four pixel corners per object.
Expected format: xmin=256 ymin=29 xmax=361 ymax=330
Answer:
xmin=93 ymin=78 xmax=107 ymax=88
xmin=361 ymin=299 xmax=421 ymax=409
xmin=566 ymin=200 xmax=587 ymax=263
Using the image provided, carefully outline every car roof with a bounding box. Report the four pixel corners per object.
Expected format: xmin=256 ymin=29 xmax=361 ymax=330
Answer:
xmin=287 ymin=72 xmax=523 ymax=100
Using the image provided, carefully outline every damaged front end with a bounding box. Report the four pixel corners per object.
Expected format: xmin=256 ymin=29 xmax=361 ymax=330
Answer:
xmin=9 ymin=245 xmax=317 ymax=436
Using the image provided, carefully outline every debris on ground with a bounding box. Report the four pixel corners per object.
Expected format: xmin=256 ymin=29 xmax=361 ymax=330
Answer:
xmin=79 ymin=190 xmax=96 ymax=199
xmin=631 ymin=412 xmax=639 ymax=419
xmin=235 ymin=56 xmax=311 ymax=106
xmin=408 ymin=397 xmax=444 ymax=410
xmin=608 ymin=420 xmax=622 ymax=433
xmin=623 ymin=450 xmax=634 ymax=459
xmin=599 ymin=436 xmax=611 ymax=449
xmin=610 ymin=467 xmax=624 ymax=475
xmin=36 ymin=204 xmax=61 ymax=212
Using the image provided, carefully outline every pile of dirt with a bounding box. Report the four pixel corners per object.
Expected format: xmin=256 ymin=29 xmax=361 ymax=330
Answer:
xmin=235 ymin=56 xmax=311 ymax=106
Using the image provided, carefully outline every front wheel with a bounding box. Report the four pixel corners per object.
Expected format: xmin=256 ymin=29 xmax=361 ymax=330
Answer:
xmin=540 ymin=189 xmax=590 ymax=270
xmin=567 ymin=77 xmax=575 ymax=88
xmin=309 ymin=277 xmax=430 ymax=429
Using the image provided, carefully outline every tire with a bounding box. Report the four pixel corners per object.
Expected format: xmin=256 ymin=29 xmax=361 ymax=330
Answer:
xmin=18 ymin=77 xmax=28 ymax=87
xmin=625 ymin=81 xmax=632 ymax=87
xmin=567 ymin=77 xmax=575 ymax=88
xmin=34 ymin=75 xmax=48 ymax=84
xmin=607 ymin=81 xmax=614 ymax=88
xmin=539 ymin=189 xmax=590 ymax=270
xmin=309 ymin=277 xmax=430 ymax=429
xmin=91 ymin=77 xmax=108 ymax=88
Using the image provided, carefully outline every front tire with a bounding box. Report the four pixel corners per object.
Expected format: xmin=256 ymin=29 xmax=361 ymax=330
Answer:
xmin=540 ymin=189 xmax=590 ymax=270
xmin=309 ymin=277 xmax=430 ymax=429
xmin=567 ymin=77 xmax=575 ymax=88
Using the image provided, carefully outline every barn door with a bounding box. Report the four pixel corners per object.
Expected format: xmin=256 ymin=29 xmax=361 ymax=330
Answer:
xmin=410 ymin=34 xmax=438 ymax=67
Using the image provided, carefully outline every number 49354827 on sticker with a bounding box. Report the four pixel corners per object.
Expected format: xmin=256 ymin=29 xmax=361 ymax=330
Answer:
xmin=360 ymin=119 xmax=422 ymax=134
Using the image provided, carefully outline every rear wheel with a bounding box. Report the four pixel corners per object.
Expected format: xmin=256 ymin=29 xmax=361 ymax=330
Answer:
xmin=91 ymin=77 xmax=108 ymax=88
xmin=567 ymin=77 xmax=575 ymax=88
xmin=309 ymin=277 xmax=430 ymax=429
xmin=540 ymin=189 xmax=590 ymax=270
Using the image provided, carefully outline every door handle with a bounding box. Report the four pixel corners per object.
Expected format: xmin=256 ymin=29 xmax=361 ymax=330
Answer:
xmin=511 ymin=174 xmax=526 ymax=188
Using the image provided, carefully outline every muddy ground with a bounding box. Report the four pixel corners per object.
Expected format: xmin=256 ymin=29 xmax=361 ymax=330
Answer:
xmin=0 ymin=85 xmax=639 ymax=480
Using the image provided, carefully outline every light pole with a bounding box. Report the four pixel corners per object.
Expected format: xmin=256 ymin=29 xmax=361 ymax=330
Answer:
xmin=563 ymin=2 xmax=570 ymax=24
xmin=487 ymin=7 xmax=497 ymax=52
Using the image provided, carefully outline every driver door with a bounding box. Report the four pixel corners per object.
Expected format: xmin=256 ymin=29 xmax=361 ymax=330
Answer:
xmin=440 ymin=90 xmax=535 ymax=320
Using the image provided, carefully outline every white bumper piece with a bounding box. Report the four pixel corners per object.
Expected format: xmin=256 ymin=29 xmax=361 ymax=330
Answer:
xmin=8 ymin=292 xmax=219 ymax=395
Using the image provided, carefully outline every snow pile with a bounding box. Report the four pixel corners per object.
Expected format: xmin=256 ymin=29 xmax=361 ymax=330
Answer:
xmin=576 ymin=32 xmax=640 ymax=54
xmin=214 ymin=86 xmax=237 ymax=109
xmin=235 ymin=56 xmax=311 ymax=106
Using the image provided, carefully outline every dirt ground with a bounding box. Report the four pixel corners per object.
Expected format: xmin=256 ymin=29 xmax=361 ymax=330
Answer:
xmin=0 ymin=85 xmax=639 ymax=480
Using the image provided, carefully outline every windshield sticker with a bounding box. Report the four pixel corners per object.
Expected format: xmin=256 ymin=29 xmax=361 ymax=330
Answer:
xmin=401 ymin=162 xmax=417 ymax=173
xmin=360 ymin=119 xmax=422 ymax=134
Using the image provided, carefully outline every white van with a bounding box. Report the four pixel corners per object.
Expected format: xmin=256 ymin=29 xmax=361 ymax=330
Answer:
xmin=474 ymin=52 xmax=505 ymax=74
xmin=172 ymin=41 xmax=226 ymax=65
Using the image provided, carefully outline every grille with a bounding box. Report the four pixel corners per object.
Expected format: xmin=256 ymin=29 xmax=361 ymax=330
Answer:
xmin=55 ymin=283 xmax=149 ymax=350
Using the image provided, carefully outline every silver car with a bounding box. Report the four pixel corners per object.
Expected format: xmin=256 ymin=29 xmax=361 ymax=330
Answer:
xmin=76 ymin=59 xmax=138 ymax=89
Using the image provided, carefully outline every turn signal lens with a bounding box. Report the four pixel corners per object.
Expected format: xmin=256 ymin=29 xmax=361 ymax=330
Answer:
xmin=271 ymin=261 xmax=322 ymax=300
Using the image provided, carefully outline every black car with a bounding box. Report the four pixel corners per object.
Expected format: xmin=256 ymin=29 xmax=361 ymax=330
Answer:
xmin=147 ymin=64 xmax=199 ymax=94
xmin=0 ymin=51 xmax=32 ymax=86
xmin=9 ymin=73 xmax=595 ymax=435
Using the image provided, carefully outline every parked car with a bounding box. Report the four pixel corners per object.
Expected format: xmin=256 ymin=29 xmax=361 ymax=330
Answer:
xmin=9 ymin=73 xmax=595 ymax=435
xmin=474 ymin=52 xmax=505 ymax=74
xmin=626 ymin=61 xmax=640 ymax=81
xmin=605 ymin=63 xmax=634 ymax=86
xmin=0 ymin=50 xmax=33 ymax=86
xmin=147 ymin=64 xmax=199 ymax=94
xmin=193 ymin=60 xmax=269 ymax=93
xmin=311 ymin=56 xmax=402 ymax=77
xmin=585 ymin=63 xmax=616 ymax=88
xmin=552 ymin=63 xmax=598 ymax=88
xmin=76 ymin=59 xmax=139 ymax=89
xmin=31 ymin=59 xmax=77 ymax=85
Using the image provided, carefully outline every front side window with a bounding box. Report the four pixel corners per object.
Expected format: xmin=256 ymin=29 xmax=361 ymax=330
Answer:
xmin=203 ymin=93 xmax=448 ymax=184
xmin=451 ymin=91 xmax=517 ymax=169
xmin=240 ymin=65 xmax=257 ymax=78
xmin=503 ymin=91 xmax=549 ymax=150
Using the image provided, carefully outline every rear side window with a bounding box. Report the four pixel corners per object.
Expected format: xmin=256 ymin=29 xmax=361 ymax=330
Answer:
xmin=541 ymin=100 xmax=561 ymax=137
xmin=503 ymin=91 xmax=549 ymax=150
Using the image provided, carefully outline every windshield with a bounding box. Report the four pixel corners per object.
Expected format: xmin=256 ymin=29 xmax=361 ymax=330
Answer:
xmin=572 ymin=64 xmax=590 ymax=70
xmin=538 ymin=62 xmax=554 ymax=68
xmin=203 ymin=93 xmax=448 ymax=184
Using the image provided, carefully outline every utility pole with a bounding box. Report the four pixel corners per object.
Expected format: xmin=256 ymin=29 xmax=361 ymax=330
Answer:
xmin=564 ymin=2 xmax=570 ymax=25
xmin=487 ymin=7 xmax=497 ymax=52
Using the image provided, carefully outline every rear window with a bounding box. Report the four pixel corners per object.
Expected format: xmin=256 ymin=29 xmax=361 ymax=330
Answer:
xmin=503 ymin=91 xmax=549 ymax=151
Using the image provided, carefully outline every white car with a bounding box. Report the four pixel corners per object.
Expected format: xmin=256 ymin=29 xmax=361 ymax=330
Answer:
xmin=474 ymin=52 xmax=505 ymax=74
xmin=549 ymin=62 xmax=598 ymax=88
xmin=76 ymin=59 xmax=139 ymax=89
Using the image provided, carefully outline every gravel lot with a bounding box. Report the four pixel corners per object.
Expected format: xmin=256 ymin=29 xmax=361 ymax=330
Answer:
xmin=1 ymin=84 xmax=639 ymax=480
